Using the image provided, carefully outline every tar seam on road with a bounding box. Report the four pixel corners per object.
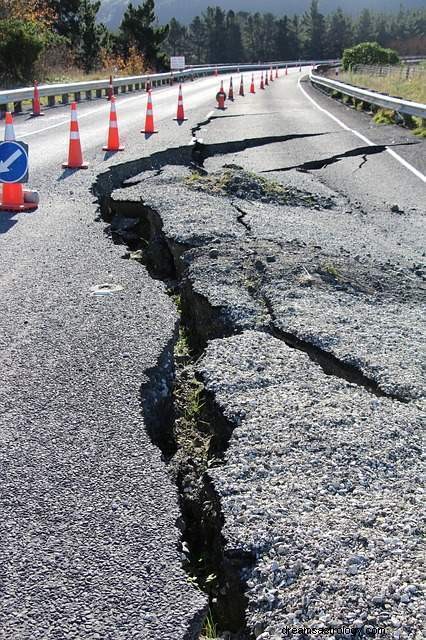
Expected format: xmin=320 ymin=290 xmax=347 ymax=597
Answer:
xmin=297 ymin=76 xmax=426 ymax=184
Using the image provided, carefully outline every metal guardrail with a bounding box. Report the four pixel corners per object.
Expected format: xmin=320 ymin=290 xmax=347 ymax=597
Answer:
xmin=0 ymin=61 xmax=337 ymax=116
xmin=310 ymin=71 xmax=426 ymax=119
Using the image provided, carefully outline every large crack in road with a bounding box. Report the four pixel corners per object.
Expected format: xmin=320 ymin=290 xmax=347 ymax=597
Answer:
xmin=92 ymin=123 xmax=424 ymax=639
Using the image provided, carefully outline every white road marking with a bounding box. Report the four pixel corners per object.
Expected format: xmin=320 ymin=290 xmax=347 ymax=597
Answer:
xmin=205 ymin=110 xmax=215 ymax=120
xmin=297 ymin=76 xmax=426 ymax=184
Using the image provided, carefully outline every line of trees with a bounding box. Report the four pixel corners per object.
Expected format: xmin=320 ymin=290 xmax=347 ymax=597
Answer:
xmin=165 ymin=3 xmax=426 ymax=63
xmin=0 ymin=0 xmax=425 ymax=87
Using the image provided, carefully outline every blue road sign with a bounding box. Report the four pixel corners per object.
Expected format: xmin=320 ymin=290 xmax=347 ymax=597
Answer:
xmin=0 ymin=141 xmax=29 ymax=184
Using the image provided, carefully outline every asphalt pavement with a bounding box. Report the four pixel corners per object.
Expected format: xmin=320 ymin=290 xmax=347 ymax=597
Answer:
xmin=0 ymin=67 xmax=424 ymax=639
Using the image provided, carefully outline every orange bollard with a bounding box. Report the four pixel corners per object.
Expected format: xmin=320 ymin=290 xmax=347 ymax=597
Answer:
xmin=141 ymin=90 xmax=158 ymax=134
xmin=174 ymin=84 xmax=187 ymax=122
xmin=107 ymin=75 xmax=113 ymax=101
xmin=260 ymin=72 xmax=264 ymax=90
xmin=249 ymin=73 xmax=255 ymax=94
xmin=103 ymin=96 xmax=124 ymax=151
xmin=216 ymin=81 xmax=226 ymax=110
xmin=31 ymin=82 xmax=44 ymax=117
xmin=62 ymin=102 xmax=88 ymax=169
xmin=228 ymin=77 xmax=234 ymax=101
xmin=239 ymin=75 xmax=245 ymax=96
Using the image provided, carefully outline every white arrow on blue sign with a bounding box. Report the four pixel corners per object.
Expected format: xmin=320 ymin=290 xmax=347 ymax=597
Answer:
xmin=0 ymin=141 xmax=29 ymax=184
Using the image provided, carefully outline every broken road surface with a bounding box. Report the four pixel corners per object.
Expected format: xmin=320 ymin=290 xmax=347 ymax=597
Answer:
xmin=0 ymin=68 xmax=424 ymax=639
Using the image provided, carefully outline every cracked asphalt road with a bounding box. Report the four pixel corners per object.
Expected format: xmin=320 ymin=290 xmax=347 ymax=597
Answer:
xmin=0 ymin=66 xmax=424 ymax=639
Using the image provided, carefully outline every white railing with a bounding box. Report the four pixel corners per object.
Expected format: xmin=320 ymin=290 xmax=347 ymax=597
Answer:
xmin=0 ymin=60 xmax=337 ymax=116
xmin=310 ymin=71 xmax=426 ymax=119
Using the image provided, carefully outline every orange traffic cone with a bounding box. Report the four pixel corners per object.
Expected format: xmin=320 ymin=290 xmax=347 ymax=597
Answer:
xmin=275 ymin=66 xmax=279 ymax=79
xmin=174 ymin=84 xmax=187 ymax=122
xmin=62 ymin=102 xmax=88 ymax=169
xmin=260 ymin=72 xmax=264 ymax=90
xmin=265 ymin=71 xmax=269 ymax=86
xmin=228 ymin=77 xmax=234 ymax=101
xmin=4 ymin=111 xmax=15 ymax=141
xmin=299 ymin=64 xmax=302 ymax=72
xmin=249 ymin=74 xmax=255 ymax=94
xmin=141 ymin=90 xmax=158 ymax=134
xmin=0 ymin=113 xmax=37 ymax=212
xmin=270 ymin=67 xmax=274 ymax=82
xmin=31 ymin=82 xmax=44 ymax=117
xmin=285 ymin=65 xmax=288 ymax=76
xmin=107 ymin=75 xmax=113 ymax=101
xmin=103 ymin=96 xmax=124 ymax=151
xmin=239 ymin=75 xmax=244 ymax=96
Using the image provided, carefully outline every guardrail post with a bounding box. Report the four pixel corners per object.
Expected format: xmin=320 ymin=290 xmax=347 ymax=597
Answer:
xmin=48 ymin=95 xmax=55 ymax=107
xmin=85 ymin=90 xmax=92 ymax=100
xmin=128 ymin=84 xmax=133 ymax=92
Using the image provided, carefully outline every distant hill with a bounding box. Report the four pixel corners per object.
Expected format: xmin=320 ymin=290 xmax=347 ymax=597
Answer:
xmin=98 ymin=0 xmax=425 ymax=30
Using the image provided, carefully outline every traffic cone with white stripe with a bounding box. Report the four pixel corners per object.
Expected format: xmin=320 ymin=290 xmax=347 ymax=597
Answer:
xmin=239 ymin=75 xmax=244 ymax=96
xmin=141 ymin=90 xmax=158 ymax=134
xmin=228 ymin=77 xmax=234 ymax=101
xmin=62 ymin=102 xmax=88 ymax=169
xmin=1 ymin=112 xmax=38 ymax=212
xmin=270 ymin=67 xmax=274 ymax=82
xmin=174 ymin=84 xmax=187 ymax=122
xmin=103 ymin=96 xmax=124 ymax=151
xmin=260 ymin=72 xmax=264 ymax=90
xmin=31 ymin=82 xmax=44 ymax=117
xmin=4 ymin=111 xmax=15 ymax=141
xmin=249 ymin=73 xmax=255 ymax=94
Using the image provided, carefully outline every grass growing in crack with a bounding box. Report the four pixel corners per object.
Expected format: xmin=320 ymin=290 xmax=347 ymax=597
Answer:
xmin=184 ymin=165 xmax=335 ymax=209
xmin=200 ymin=609 xmax=219 ymax=639
xmin=321 ymin=262 xmax=341 ymax=279
xmin=373 ymin=108 xmax=396 ymax=125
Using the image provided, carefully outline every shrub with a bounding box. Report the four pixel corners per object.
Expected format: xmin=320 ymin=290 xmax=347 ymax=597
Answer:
xmin=0 ymin=18 xmax=62 ymax=85
xmin=342 ymin=42 xmax=400 ymax=71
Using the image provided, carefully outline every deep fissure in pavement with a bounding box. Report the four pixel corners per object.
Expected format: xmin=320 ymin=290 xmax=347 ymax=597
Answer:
xmin=94 ymin=166 xmax=254 ymax=639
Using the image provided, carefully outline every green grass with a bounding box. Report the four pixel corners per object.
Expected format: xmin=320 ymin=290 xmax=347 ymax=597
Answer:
xmin=339 ymin=67 xmax=426 ymax=104
xmin=200 ymin=609 xmax=218 ymax=639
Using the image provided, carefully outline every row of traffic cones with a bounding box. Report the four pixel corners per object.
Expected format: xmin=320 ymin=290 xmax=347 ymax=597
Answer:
xmin=217 ymin=65 xmax=282 ymax=110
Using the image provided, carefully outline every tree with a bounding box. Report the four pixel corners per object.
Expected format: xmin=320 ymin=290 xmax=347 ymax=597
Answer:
xmin=48 ymin=0 xmax=82 ymax=43
xmin=189 ymin=16 xmax=206 ymax=64
xmin=203 ymin=6 xmax=227 ymax=63
xmin=77 ymin=0 xmax=104 ymax=72
xmin=166 ymin=17 xmax=185 ymax=56
xmin=274 ymin=16 xmax=290 ymax=60
xmin=225 ymin=10 xmax=244 ymax=62
xmin=301 ymin=0 xmax=325 ymax=59
xmin=119 ymin=1 xmax=168 ymax=67
xmin=356 ymin=9 xmax=373 ymax=43
xmin=326 ymin=8 xmax=353 ymax=58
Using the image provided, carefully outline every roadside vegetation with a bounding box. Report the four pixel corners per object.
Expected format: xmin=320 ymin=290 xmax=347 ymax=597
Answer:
xmin=0 ymin=0 xmax=425 ymax=89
